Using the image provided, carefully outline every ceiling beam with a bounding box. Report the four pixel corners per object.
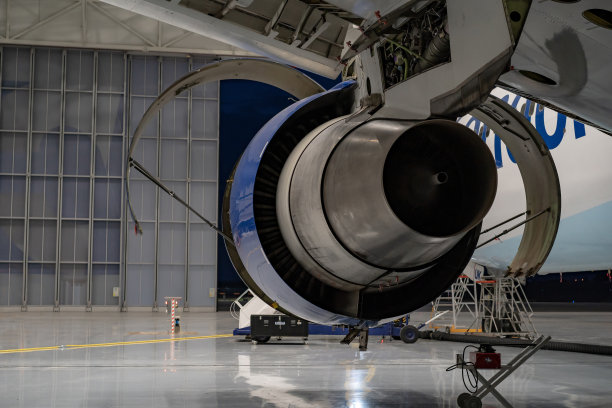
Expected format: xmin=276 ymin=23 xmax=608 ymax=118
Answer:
xmin=264 ymin=0 xmax=288 ymax=36
xmin=89 ymin=1 xmax=157 ymax=47
xmin=11 ymin=2 xmax=81 ymax=40
xmin=98 ymin=0 xmax=341 ymax=78
xmin=163 ymin=31 xmax=193 ymax=48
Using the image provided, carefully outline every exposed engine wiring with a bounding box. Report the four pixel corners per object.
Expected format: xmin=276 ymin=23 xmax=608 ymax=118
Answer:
xmin=382 ymin=0 xmax=449 ymax=88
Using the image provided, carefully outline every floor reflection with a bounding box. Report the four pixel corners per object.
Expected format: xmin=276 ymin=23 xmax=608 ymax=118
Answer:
xmin=1 ymin=312 xmax=612 ymax=407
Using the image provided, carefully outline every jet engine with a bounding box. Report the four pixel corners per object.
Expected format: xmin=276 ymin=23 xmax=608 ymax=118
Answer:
xmin=224 ymin=82 xmax=498 ymax=326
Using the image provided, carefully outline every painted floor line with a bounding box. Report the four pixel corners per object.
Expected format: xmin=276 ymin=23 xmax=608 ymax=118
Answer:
xmin=0 ymin=334 xmax=233 ymax=354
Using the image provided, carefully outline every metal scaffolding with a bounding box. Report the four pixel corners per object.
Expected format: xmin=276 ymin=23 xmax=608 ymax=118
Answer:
xmin=430 ymin=274 xmax=479 ymax=333
xmin=432 ymin=268 xmax=537 ymax=338
xmin=475 ymin=272 xmax=537 ymax=338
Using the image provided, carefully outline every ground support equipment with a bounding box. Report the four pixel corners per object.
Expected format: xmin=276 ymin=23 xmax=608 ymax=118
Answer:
xmin=455 ymin=335 xmax=551 ymax=408
xmin=234 ymin=316 xmax=410 ymax=344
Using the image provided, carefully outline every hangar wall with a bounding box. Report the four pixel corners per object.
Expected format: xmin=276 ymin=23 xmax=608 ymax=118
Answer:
xmin=0 ymin=46 xmax=219 ymax=311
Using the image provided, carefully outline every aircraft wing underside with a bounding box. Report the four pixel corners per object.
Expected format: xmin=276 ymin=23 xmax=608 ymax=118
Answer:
xmin=100 ymin=0 xmax=612 ymax=135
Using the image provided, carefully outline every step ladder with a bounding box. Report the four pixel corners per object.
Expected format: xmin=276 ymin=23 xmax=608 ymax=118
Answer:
xmin=430 ymin=274 xmax=479 ymax=333
xmin=432 ymin=264 xmax=537 ymax=338
xmin=475 ymin=272 xmax=537 ymax=338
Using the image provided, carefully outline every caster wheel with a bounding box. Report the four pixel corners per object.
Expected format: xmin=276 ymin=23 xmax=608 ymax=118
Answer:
xmin=252 ymin=336 xmax=270 ymax=343
xmin=465 ymin=396 xmax=482 ymax=408
xmin=457 ymin=393 xmax=471 ymax=407
xmin=400 ymin=325 xmax=419 ymax=344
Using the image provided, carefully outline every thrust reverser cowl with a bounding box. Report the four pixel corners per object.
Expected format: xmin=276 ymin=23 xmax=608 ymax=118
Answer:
xmin=226 ymin=81 xmax=497 ymax=326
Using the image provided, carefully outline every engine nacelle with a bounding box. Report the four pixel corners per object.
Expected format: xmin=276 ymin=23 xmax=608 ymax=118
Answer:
xmin=225 ymin=82 xmax=497 ymax=326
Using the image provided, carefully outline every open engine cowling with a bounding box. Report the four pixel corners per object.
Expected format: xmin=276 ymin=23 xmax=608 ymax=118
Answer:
xmin=224 ymin=82 xmax=498 ymax=326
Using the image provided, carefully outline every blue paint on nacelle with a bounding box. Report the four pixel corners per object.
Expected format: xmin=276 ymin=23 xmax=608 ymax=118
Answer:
xmin=229 ymin=80 xmax=355 ymax=250
xmin=229 ymin=94 xmax=319 ymax=253
xmin=228 ymin=81 xmax=361 ymax=324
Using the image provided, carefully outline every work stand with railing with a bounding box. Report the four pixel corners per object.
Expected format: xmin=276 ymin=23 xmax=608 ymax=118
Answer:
xmin=432 ymin=270 xmax=537 ymax=338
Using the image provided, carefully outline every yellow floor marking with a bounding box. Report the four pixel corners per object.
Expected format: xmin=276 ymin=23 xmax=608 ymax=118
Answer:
xmin=127 ymin=331 xmax=200 ymax=336
xmin=0 ymin=333 xmax=232 ymax=354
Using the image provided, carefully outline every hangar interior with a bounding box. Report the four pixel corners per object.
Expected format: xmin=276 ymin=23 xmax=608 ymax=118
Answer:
xmin=0 ymin=47 xmax=219 ymax=311
xmin=1 ymin=1 xmax=612 ymax=407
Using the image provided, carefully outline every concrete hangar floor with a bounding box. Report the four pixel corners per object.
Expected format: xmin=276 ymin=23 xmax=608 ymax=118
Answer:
xmin=0 ymin=311 xmax=611 ymax=407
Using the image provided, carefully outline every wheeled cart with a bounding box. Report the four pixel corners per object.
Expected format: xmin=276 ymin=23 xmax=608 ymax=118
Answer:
xmin=455 ymin=335 xmax=551 ymax=408
xmin=250 ymin=314 xmax=309 ymax=344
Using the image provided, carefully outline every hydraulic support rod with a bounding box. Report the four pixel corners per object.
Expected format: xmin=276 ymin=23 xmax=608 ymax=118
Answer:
xmin=477 ymin=209 xmax=549 ymax=249
xmin=129 ymin=158 xmax=235 ymax=245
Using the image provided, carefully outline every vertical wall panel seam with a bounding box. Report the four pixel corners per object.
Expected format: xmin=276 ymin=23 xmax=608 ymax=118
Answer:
xmin=214 ymin=73 xmax=220 ymax=312
xmin=86 ymin=51 xmax=98 ymax=310
xmin=153 ymin=56 xmax=162 ymax=311
xmin=54 ymin=49 xmax=67 ymax=311
xmin=22 ymin=48 xmax=35 ymax=310
xmin=0 ymin=47 xmax=6 ymax=305
xmin=184 ymin=56 xmax=192 ymax=311
xmin=120 ymin=53 xmax=129 ymax=311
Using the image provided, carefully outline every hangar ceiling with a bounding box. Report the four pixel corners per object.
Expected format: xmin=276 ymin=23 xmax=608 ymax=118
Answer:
xmin=0 ymin=0 xmax=254 ymax=56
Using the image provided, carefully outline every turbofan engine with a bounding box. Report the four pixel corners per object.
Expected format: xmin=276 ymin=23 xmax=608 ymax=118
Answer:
xmin=123 ymin=56 xmax=558 ymax=328
xmin=224 ymin=82 xmax=498 ymax=326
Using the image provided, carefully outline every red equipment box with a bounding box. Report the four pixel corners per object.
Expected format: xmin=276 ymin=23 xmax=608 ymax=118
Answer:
xmin=469 ymin=351 xmax=501 ymax=369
